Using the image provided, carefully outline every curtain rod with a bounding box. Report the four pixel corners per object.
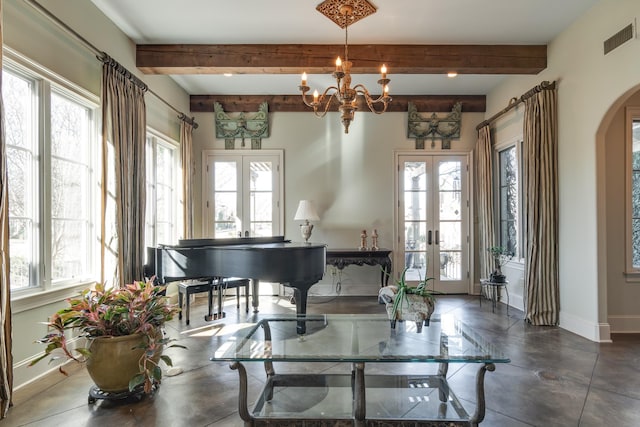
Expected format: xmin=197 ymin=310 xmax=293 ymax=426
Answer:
xmin=24 ymin=0 xmax=198 ymax=129
xmin=476 ymin=80 xmax=556 ymax=130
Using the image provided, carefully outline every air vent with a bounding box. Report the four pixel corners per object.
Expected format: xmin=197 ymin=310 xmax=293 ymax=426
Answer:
xmin=604 ymin=23 xmax=634 ymax=55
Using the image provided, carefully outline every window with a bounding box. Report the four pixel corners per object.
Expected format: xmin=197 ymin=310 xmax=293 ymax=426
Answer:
xmin=627 ymin=108 xmax=640 ymax=273
xmin=145 ymin=132 xmax=180 ymax=248
xmin=3 ymin=53 xmax=98 ymax=293
xmin=495 ymin=139 xmax=522 ymax=259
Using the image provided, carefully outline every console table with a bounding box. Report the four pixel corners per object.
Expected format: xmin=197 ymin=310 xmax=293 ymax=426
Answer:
xmin=326 ymin=248 xmax=392 ymax=287
xmin=211 ymin=314 xmax=510 ymax=426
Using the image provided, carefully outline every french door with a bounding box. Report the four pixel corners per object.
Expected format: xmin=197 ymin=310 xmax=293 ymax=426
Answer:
xmin=396 ymin=154 xmax=470 ymax=294
xmin=203 ymin=150 xmax=283 ymax=238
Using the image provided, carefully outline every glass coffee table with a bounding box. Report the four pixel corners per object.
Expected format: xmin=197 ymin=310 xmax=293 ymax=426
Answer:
xmin=211 ymin=314 xmax=509 ymax=426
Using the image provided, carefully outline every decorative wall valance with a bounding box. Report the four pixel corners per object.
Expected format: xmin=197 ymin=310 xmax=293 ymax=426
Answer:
xmin=407 ymin=102 xmax=462 ymax=149
xmin=214 ymin=101 xmax=269 ymax=149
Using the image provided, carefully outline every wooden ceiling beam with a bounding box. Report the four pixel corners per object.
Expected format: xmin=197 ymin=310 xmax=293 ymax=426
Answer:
xmin=190 ymin=95 xmax=486 ymax=113
xmin=138 ymin=44 xmax=546 ymax=75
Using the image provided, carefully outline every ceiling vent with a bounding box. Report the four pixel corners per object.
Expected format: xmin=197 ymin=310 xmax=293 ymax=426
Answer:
xmin=604 ymin=22 xmax=634 ymax=55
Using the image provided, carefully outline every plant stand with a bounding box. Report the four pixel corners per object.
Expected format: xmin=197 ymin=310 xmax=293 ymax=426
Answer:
xmin=87 ymin=383 xmax=158 ymax=404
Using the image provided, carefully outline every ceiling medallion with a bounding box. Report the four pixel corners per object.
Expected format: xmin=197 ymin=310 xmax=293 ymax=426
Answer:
xmin=299 ymin=1 xmax=390 ymax=134
xmin=316 ymin=0 xmax=377 ymax=28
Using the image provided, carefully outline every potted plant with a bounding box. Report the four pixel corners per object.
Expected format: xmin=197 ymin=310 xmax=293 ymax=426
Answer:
xmin=379 ymin=266 xmax=437 ymax=332
xmin=488 ymin=246 xmax=514 ymax=283
xmin=30 ymin=278 xmax=185 ymax=395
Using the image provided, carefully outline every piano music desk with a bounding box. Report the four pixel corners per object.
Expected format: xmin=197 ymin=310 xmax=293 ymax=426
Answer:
xmin=178 ymin=278 xmax=250 ymax=325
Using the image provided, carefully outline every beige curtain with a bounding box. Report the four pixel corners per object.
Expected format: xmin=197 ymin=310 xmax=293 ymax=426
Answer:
xmin=476 ymin=125 xmax=495 ymax=280
xmin=180 ymin=116 xmax=194 ymax=240
xmin=0 ymin=0 xmax=14 ymax=417
xmin=101 ymin=55 xmax=147 ymax=287
xmin=523 ymin=85 xmax=559 ymax=325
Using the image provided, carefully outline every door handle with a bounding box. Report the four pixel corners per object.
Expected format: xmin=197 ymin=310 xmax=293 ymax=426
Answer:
xmin=428 ymin=230 xmax=432 ymax=245
xmin=435 ymin=230 xmax=439 ymax=245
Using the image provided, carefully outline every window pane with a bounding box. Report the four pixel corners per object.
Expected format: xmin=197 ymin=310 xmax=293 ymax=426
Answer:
xmin=3 ymin=71 xmax=32 ymax=149
xmin=499 ymin=146 xmax=518 ymax=255
xmin=9 ymin=218 xmax=32 ymax=289
xmin=50 ymin=92 xmax=91 ymax=282
xmin=4 ymin=69 xmax=37 ymax=289
xmin=632 ymin=120 xmax=640 ymax=268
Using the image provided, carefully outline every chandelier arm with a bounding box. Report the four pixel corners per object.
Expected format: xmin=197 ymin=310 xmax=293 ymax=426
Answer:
xmin=353 ymin=84 xmax=391 ymax=103
xmin=352 ymin=85 xmax=391 ymax=114
xmin=314 ymin=91 xmax=339 ymax=118
xmin=300 ymin=85 xmax=341 ymax=108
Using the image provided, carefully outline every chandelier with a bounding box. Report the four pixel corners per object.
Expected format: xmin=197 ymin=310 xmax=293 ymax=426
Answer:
xmin=298 ymin=1 xmax=391 ymax=134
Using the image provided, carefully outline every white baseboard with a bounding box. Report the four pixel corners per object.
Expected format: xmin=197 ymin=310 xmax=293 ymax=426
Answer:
xmin=559 ymin=311 xmax=612 ymax=342
xmin=607 ymin=315 xmax=640 ymax=334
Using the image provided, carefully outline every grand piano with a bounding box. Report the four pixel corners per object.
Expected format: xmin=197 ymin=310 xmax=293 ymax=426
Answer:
xmin=145 ymin=236 xmax=326 ymax=333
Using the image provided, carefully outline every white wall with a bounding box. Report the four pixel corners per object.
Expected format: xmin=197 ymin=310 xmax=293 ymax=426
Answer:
xmin=487 ymin=0 xmax=640 ymax=341
xmin=4 ymin=0 xmax=190 ymax=389
xmin=191 ymin=110 xmax=484 ymax=294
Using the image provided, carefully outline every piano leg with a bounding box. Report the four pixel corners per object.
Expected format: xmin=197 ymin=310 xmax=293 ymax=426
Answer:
xmin=251 ymin=279 xmax=260 ymax=313
xmin=292 ymin=286 xmax=309 ymax=335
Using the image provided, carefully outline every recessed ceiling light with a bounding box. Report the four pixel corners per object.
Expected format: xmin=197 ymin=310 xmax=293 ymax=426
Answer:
xmin=447 ymin=72 xmax=458 ymax=78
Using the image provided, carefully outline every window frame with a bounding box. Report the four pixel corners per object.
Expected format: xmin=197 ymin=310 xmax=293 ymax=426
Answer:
xmin=145 ymin=129 xmax=181 ymax=248
xmin=494 ymin=136 xmax=525 ymax=263
xmin=4 ymin=48 xmax=100 ymax=309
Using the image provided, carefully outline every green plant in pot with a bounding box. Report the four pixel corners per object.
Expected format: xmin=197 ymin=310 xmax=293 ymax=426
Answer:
xmin=380 ymin=266 xmax=438 ymax=333
xmin=488 ymin=246 xmax=514 ymax=283
xmin=30 ymin=278 xmax=185 ymax=395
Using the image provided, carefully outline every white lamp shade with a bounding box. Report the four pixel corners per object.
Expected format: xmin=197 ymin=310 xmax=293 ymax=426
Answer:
xmin=294 ymin=200 xmax=320 ymax=221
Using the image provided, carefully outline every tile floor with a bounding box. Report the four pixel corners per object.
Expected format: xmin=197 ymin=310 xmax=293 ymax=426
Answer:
xmin=5 ymin=292 xmax=640 ymax=427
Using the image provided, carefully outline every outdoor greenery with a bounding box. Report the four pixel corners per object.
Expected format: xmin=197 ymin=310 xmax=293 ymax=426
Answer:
xmin=488 ymin=246 xmax=514 ymax=275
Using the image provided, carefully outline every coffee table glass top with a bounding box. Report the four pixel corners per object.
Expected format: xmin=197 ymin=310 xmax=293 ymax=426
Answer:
xmin=211 ymin=314 xmax=509 ymax=364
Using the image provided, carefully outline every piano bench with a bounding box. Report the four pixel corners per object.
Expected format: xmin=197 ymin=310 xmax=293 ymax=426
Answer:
xmin=177 ymin=278 xmax=250 ymax=325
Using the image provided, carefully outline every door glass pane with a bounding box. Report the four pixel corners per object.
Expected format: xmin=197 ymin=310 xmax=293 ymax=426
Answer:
xmin=404 ymin=252 xmax=426 ymax=281
xmin=250 ymin=162 xmax=273 ymax=191
xmin=438 ymin=161 xmax=462 ymax=282
xmin=249 ymin=161 xmax=273 ymax=232
xmin=404 ymin=222 xmax=427 ymax=252
xmin=404 ymin=191 xmax=426 ymax=220
xmin=251 ymin=223 xmax=272 ymax=237
xmin=214 ymin=193 xmax=237 ymax=237
xmin=251 ymin=193 xmax=273 ymax=221
xmin=440 ymin=251 xmax=461 ymax=280
xmin=404 ymin=162 xmax=426 ymax=191
xmin=215 ymin=162 xmax=237 ymax=191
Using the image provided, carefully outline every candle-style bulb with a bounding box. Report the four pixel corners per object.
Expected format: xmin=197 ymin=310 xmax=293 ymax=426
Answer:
xmin=301 ymin=72 xmax=307 ymax=86
xmin=336 ymin=57 xmax=342 ymax=70
xmin=313 ymin=90 xmax=319 ymax=102
xmin=381 ymin=64 xmax=387 ymax=79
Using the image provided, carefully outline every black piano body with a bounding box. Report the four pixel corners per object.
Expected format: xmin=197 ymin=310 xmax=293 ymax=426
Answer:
xmin=145 ymin=236 xmax=326 ymax=333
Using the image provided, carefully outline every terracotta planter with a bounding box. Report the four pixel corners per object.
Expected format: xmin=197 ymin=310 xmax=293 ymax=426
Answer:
xmin=85 ymin=333 xmax=162 ymax=393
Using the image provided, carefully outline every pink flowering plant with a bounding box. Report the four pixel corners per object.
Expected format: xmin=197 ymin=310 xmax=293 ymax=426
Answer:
xmin=30 ymin=278 xmax=185 ymax=393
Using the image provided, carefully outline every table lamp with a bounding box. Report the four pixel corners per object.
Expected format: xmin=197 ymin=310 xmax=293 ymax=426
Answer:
xmin=294 ymin=200 xmax=320 ymax=242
